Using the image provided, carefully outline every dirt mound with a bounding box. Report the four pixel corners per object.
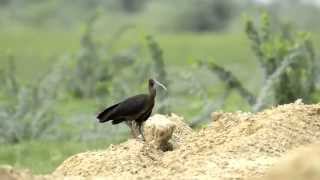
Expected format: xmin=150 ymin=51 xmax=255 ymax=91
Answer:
xmin=260 ymin=143 xmax=320 ymax=180
xmin=53 ymin=114 xmax=192 ymax=178
xmin=0 ymin=166 xmax=34 ymax=180
xmin=51 ymin=102 xmax=320 ymax=179
xmin=2 ymin=102 xmax=320 ymax=179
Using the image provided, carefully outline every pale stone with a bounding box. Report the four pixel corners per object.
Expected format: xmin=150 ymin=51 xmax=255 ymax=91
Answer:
xmin=143 ymin=114 xmax=176 ymax=151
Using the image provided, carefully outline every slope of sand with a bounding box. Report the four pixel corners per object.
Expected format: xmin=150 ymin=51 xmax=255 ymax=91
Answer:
xmin=2 ymin=102 xmax=320 ymax=179
xmin=260 ymin=143 xmax=320 ymax=180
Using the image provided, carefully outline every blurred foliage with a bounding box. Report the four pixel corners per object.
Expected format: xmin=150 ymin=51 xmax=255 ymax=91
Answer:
xmin=0 ymin=58 xmax=64 ymax=144
xmin=172 ymin=0 xmax=237 ymax=32
xmin=146 ymin=35 xmax=169 ymax=113
xmin=0 ymin=55 xmax=19 ymax=97
xmin=263 ymin=0 xmax=320 ymax=31
xmin=67 ymin=12 xmax=109 ymax=98
xmin=118 ymin=0 xmax=147 ymax=13
xmin=199 ymin=60 xmax=256 ymax=106
xmin=0 ymin=0 xmax=9 ymax=6
xmin=0 ymin=140 xmax=116 ymax=174
xmin=1 ymin=0 xmax=320 ymax=32
xmin=192 ymin=12 xmax=319 ymax=126
xmin=67 ymin=12 xmax=138 ymax=99
xmin=246 ymin=13 xmax=317 ymax=107
xmin=0 ymin=0 xmax=320 ymax=173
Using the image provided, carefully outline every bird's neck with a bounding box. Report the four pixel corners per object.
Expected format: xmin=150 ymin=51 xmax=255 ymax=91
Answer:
xmin=149 ymin=88 xmax=156 ymax=100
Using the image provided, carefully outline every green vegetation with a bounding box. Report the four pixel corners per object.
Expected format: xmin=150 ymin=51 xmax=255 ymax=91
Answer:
xmin=246 ymin=13 xmax=317 ymax=110
xmin=0 ymin=0 xmax=320 ymax=175
xmin=0 ymin=140 xmax=117 ymax=174
xmin=193 ymin=13 xmax=319 ymax=119
xmin=1 ymin=29 xmax=320 ymax=173
xmin=0 ymin=30 xmax=256 ymax=173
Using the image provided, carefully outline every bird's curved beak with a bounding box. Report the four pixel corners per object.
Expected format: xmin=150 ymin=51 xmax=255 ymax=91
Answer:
xmin=154 ymin=79 xmax=167 ymax=91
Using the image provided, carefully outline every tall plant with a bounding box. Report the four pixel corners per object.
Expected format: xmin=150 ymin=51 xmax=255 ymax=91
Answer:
xmin=246 ymin=13 xmax=317 ymax=106
xmin=68 ymin=12 xmax=105 ymax=98
xmin=193 ymin=12 xmax=318 ymax=128
xmin=146 ymin=35 xmax=169 ymax=114
xmin=0 ymin=58 xmax=65 ymax=144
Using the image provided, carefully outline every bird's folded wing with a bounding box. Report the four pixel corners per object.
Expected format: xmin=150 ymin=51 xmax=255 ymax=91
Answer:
xmin=109 ymin=94 xmax=149 ymax=119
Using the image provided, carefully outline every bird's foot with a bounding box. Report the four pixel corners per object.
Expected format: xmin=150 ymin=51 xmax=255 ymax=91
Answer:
xmin=136 ymin=135 xmax=145 ymax=142
xmin=138 ymin=125 xmax=146 ymax=141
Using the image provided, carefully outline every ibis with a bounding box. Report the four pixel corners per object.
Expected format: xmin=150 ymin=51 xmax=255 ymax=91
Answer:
xmin=97 ymin=78 xmax=167 ymax=140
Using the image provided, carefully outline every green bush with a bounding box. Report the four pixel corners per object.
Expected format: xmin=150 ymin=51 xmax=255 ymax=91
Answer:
xmin=194 ymin=12 xmax=318 ymax=122
xmin=67 ymin=13 xmax=138 ymax=99
xmin=0 ymin=58 xmax=65 ymax=144
xmin=67 ymin=12 xmax=110 ymax=98
xmin=246 ymin=13 xmax=317 ymax=108
xmin=146 ymin=35 xmax=169 ymax=114
xmin=118 ymin=0 xmax=147 ymax=13
xmin=173 ymin=0 xmax=237 ymax=32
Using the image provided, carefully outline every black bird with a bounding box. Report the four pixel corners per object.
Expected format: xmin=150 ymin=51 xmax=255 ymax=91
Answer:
xmin=97 ymin=78 xmax=167 ymax=140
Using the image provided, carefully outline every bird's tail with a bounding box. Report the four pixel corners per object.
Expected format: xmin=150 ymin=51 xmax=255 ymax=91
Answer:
xmin=97 ymin=103 xmax=119 ymax=123
xmin=112 ymin=118 xmax=125 ymax=124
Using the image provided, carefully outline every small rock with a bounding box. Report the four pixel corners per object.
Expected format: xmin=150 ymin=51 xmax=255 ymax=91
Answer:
xmin=144 ymin=114 xmax=176 ymax=151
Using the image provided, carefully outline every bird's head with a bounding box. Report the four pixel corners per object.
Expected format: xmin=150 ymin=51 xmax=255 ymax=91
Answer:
xmin=149 ymin=78 xmax=167 ymax=93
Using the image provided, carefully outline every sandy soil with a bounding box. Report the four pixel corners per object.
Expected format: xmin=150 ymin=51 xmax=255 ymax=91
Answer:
xmin=1 ymin=101 xmax=320 ymax=180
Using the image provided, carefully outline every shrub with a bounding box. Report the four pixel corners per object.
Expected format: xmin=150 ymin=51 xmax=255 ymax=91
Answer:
xmin=67 ymin=13 xmax=137 ymax=99
xmin=146 ymin=35 xmax=169 ymax=114
xmin=0 ymin=57 xmax=65 ymax=144
xmin=246 ymin=13 xmax=317 ymax=109
xmin=68 ymin=12 xmax=111 ymax=98
xmin=174 ymin=0 xmax=237 ymax=32
xmin=194 ymin=12 xmax=318 ymax=125
xmin=118 ymin=0 xmax=147 ymax=13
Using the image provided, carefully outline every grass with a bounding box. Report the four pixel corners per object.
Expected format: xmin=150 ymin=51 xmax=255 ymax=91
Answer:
xmin=0 ymin=27 xmax=257 ymax=80
xmin=0 ymin=140 xmax=115 ymax=174
xmin=0 ymin=28 xmax=80 ymax=81
xmin=1 ymin=26 xmax=320 ymax=174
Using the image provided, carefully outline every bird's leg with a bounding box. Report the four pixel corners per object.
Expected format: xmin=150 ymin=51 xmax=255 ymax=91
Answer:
xmin=125 ymin=121 xmax=137 ymax=138
xmin=132 ymin=121 xmax=140 ymax=138
xmin=138 ymin=123 xmax=145 ymax=141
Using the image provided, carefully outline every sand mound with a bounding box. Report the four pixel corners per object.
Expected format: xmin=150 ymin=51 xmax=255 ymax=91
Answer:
xmin=0 ymin=166 xmax=34 ymax=180
xmin=51 ymin=102 xmax=320 ymax=179
xmin=53 ymin=113 xmax=192 ymax=178
xmin=260 ymin=143 xmax=320 ymax=180
xmin=2 ymin=102 xmax=320 ymax=179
